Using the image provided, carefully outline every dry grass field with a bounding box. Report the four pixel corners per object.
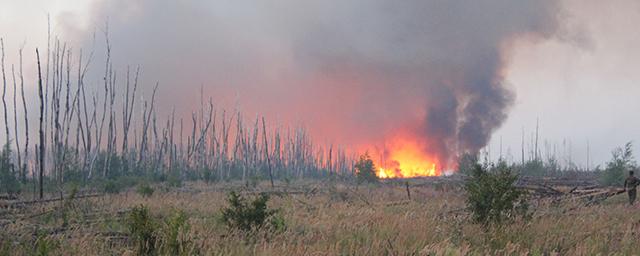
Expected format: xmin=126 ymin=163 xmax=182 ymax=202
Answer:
xmin=1 ymin=180 xmax=639 ymax=255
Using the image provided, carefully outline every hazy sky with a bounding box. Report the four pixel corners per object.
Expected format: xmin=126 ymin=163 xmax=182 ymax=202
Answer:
xmin=1 ymin=0 xmax=639 ymax=167
xmin=497 ymin=0 xmax=640 ymax=167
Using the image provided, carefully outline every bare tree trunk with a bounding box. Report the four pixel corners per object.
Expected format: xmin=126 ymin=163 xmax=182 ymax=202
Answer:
xmin=105 ymin=67 xmax=116 ymax=177
xmin=233 ymin=112 xmax=244 ymax=182
xmin=75 ymin=51 xmax=87 ymax=172
xmin=61 ymin=48 xmax=79 ymax=185
xmin=19 ymin=47 xmax=28 ymax=183
xmin=169 ymin=109 xmax=175 ymax=172
xmin=262 ymin=117 xmax=274 ymax=188
xmin=139 ymin=84 xmax=158 ymax=165
xmin=122 ymin=66 xmax=139 ymax=156
xmin=80 ymin=73 xmax=91 ymax=177
xmin=51 ymin=43 xmax=65 ymax=185
xmin=43 ymin=19 xmax=51 ymax=177
xmin=521 ymin=127 xmax=525 ymax=165
xmin=0 ymin=39 xmax=10 ymax=151
xmin=90 ymin=31 xmax=111 ymax=179
xmin=327 ymin=145 xmax=333 ymax=175
xmin=36 ymin=48 xmax=45 ymax=199
xmin=190 ymin=101 xmax=213 ymax=167
xmin=179 ymin=118 xmax=183 ymax=166
xmin=535 ymin=117 xmax=539 ymax=161
xmin=12 ymin=64 xmax=22 ymax=183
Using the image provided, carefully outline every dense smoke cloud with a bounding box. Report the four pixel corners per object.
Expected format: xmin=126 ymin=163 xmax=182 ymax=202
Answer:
xmin=68 ymin=0 xmax=563 ymax=167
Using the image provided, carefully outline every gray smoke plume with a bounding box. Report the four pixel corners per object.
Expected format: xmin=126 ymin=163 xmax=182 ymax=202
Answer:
xmin=65 ymin=0 xmax=563 ymax=168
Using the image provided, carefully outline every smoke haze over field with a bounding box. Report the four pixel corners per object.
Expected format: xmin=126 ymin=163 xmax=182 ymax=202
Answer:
xmin=1 ymin=0 xmax=640 ymax=167
xmin=67 ymin=0 xmax=564 ymax=168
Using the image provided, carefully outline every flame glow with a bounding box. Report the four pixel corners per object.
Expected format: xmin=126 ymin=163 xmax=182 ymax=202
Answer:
xmin=374 ymin=136 xmax=441 ymax=179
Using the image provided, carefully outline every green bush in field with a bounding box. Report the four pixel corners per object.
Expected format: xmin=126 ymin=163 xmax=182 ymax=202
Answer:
xmin=465 ymin=162 xmax=529 ymax=227
xmin=202 ymin=167 xmax=215 ymax=184
xmin=0 ymin=142 xmax=19 ymax=195
xmin=35 ymin=235 xmax=59 ymax=256
xmin=269 ymin=213 xmax=286 ymax=232
xmin=457 ymin=152 xmax=478 ymax=175
xmin=126 ymin=206 xmax=196 ymax=256
xmin=167 ymin=169 xmax=183 ymax=188
xmin=0 ymin=239 xmax=10 ymax=256
xmin=161 ymin=210 xmax=191 ymax=255
xmin=600 ymin=142 xmax=636 ymax=186
xmin=355 ymin=152 xmax=378 ymax=183
xmin=103 ymin=180 xmax=121 ymax=194
xmin=221 ymin=191 xmax=282 ymax=233
xmin=248 ymin=174 xmax=263 ymax=188
xmin=136 ymin=184 xmax=155 ymax=197
xmin=127 ymin=205 xmax=158 ymax=255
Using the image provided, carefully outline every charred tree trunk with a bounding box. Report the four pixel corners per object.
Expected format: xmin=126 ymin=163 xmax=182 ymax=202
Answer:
xmin=12 ymin=64 xmax=22 ymax=183
xmin=139 ymin=84 xmax=158 ymax=166
xmin=0 ymin=39 xmax=10 ymax=168
xmin=36 ymin=48 xmax=45 ymax=199
xmin=19 ymin=47 xmax=28 ymax=183
xmin=262 ymin=117 xmax=274 ymax=188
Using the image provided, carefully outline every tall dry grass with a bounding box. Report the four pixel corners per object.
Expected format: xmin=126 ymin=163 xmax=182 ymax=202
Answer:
xmin=1 ymin=181 xmax=639 ymax=255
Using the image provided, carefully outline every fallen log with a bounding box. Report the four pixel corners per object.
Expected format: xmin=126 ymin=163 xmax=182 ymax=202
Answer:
xmin=0 ymin=194 xmax=18 ymax=200
xmin=1 ymin=193 xmax=104 ymax=209
xmin=581 ymin=189 xmax=625 ymax=205
xmin=240 ymin=190 xmax=309 ymax=197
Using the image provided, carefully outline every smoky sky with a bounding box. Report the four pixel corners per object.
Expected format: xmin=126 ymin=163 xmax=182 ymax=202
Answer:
xmin=64 ymin=0 xmax=564 ymax=167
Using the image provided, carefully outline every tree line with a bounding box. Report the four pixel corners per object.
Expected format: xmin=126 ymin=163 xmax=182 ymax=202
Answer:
xmin=0 ymin=31 xmax=355 ymax=199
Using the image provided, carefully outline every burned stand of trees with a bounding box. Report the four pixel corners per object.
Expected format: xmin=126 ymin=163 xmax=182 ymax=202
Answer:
xmin=0 ymin=34 xmax=355 ymax=199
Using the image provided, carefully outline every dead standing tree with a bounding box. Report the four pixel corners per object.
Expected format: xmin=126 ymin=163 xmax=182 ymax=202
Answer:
xmin=50 ymin=41 xmax=67 ymax=185
xmin=121 ymin=66 xmax=139 ymax=173
xmin=87 ymin=32 xmax=112 ymax=179
xmin=0 ymin=33 xmax=359 ymax=198
xmin=138 ymin=83 xmax=158 ymax=168
xmin=73 ymin=49 xmax=93 ymax=178
xmin=12 ymin=63 xmax=22 ymax=183
xmin=104 ymin=65 xmax=117 ymax=177
xmin=262 ymin=117 xmax=274 ymax=188
xmin=0 ymin=39 xmax=11 ymax=175
xmin=36 ymin=48 xmax=45 ymax=199
xmin=19 ymin=46 xmax=29 ymax=183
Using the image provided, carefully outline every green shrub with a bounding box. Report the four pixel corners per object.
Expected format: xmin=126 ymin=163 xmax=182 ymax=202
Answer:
xmin=119 ymin=175 xmax=141 ymax=188
xmin=519 ymin=159 xmax=546 ymax=177
xmin=464 ymin=162 xmax=529 ymax=227
xmin=457 ymin=153 xmax=478 ymax=175
xmin=136 ymin=184 xmax=155 ymax=197
xmin=103 ymin=180 xmax=121 ymax=194
xmin=167 ymin=170 xmax=183 ymax=188
xmin=0 ymin=239 xmax=10 ymax=256
xmin=248 ymin=175 xmax=263 ymax=188
xmin=269 ymin=213 xmax=286 ymax=232
xmin=33 ymin=233 xmax=59 ymax=256
xmin=0 ymin=143 xmax=19 ymax=195
xmin=202 ymin=168 xmax=215 ymax=184
xmin=59 ymin=149 xmax=82 ymax=184
xmin=161 ymin=210 xmax=191 ymax=255
xmin=127 ymin=205 xmax=158 ymax=255
xmin=600 ymin=142 xmax=636 ymax=186
xmin=355 ymin=152 xmax=378 ymax=183
xmin=221 ymin=191 xmax=282 ymax=233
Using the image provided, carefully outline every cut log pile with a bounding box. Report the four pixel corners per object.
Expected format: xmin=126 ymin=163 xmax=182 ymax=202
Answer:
xmin=516 ymin=176 xmax=599 ymax=188
xmin=394 ymin=175 xmax=625 ymax=205
xmin=515 ymin=176 xmax=625 ymax=204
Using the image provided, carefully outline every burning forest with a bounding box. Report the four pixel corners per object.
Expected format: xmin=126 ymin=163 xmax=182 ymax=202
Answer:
xmin=0 ymin=0 xmax=564 ymax=183
xmin=1 ymin=0 xmax=640 ymax=255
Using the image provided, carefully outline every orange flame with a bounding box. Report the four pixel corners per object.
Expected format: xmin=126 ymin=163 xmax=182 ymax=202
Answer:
xmin=373 ymin=136 xmax=441 ymax=178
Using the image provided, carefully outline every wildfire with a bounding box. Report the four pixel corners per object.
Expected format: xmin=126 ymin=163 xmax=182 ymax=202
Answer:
xmin=374 ymin=136 xmax=441 ymax=179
